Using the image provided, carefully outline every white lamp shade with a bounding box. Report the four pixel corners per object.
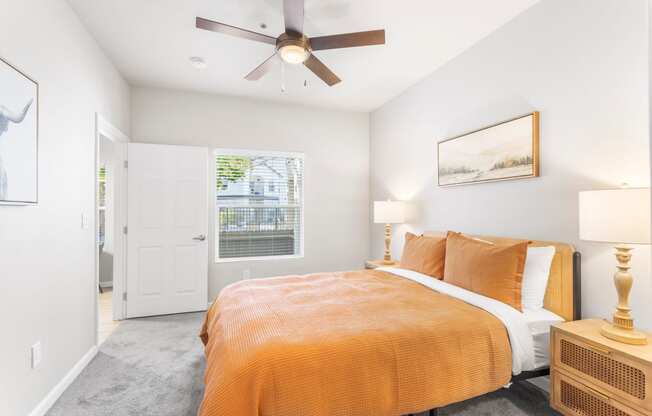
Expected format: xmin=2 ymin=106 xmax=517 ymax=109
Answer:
xmin=374 ymin=200 xmax=405 ymax=224
xmin=579 ymin=188 xmax=651 ymax=244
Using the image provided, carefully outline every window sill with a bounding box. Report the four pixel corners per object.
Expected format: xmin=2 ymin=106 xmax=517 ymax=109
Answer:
xmin=215 ymin=254 xmax=304 ymax=264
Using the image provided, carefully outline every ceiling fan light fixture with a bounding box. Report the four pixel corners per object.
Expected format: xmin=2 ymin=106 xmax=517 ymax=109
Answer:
xmin=278 ymin=44 xmax=309 ymax=64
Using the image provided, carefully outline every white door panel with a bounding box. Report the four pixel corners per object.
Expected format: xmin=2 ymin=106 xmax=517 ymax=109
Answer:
xmin=127 ymin=143 xmax=208 ymax=318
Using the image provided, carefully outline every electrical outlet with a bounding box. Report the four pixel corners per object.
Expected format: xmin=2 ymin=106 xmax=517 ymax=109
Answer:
xmin=31 ymin=342 xmax=42 ymax=369
xmin=242 ymin=269 xmax=251 ymax=280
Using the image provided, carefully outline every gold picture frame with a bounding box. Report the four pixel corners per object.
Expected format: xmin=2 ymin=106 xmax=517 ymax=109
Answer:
xmin=437 ymin=112 xmax=539 ymax=187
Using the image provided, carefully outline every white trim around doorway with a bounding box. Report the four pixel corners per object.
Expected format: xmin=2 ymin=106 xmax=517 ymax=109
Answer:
xmin=94 ymin=113 xmax=129 ymax=346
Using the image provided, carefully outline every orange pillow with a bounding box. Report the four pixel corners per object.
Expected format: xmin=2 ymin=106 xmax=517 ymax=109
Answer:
xmin=446 ymin=230 xmax=495 ymax=245
xmin=400 ymin=233 xmax=446 ymax=279
xmin=443 ymin=232 xmax=527 ymax=311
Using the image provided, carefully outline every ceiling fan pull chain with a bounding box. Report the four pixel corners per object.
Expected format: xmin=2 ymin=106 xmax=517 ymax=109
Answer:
xmin=281 ymin=61 xmax=286 ymax=93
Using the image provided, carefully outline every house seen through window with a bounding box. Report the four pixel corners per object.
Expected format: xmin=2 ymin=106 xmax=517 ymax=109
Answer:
xmin=215 ymin=150 xmax=304 ymax=261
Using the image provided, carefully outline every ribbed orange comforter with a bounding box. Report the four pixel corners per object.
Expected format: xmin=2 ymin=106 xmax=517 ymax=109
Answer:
xmin=199 ymin=270 xmax=512 ymax=416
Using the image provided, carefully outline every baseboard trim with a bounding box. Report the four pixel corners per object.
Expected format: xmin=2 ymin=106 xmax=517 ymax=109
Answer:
xmin=99 ymin=282 xmax=113 ymax=289
xmin=28 ymin=346 xmax=98 ymax=416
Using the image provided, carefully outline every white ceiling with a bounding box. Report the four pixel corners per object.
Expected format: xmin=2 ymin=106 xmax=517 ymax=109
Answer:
xmin=68 ymin=0 xmax=538 ymax=112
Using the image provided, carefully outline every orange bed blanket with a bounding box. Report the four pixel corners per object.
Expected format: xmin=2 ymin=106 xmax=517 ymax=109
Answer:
xmin=199 ymin=270 xmax=512 ymax=416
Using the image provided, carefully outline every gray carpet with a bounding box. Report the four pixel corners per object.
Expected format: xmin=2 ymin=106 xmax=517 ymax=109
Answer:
xmin=47 ymin=313 xmax=205 ymax=416
xmin=47 ymin=312 xmax=559 ymax=416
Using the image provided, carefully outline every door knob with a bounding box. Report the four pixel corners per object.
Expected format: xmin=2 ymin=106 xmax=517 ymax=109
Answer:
xmin=193 ymin=234 xmax=206 ymax=241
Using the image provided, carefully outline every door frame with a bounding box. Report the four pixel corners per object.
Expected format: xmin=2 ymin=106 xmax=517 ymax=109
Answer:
xmin=94 ymin=113 xmax=128 ymax=345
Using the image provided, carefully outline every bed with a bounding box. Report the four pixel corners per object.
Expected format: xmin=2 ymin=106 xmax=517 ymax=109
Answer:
xmin=199 ymin=233 xmax=581 ymax=416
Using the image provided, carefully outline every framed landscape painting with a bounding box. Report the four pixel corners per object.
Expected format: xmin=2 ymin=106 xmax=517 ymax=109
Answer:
xmin=437 ymin=112 xmax=539 ymax=187
xmin=0 ymin=57 xmax=38 ymax=204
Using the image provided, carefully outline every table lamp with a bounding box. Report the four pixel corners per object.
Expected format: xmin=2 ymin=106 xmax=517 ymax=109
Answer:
xmin=579 ymin=187 xmax=651 ymax=345
xmin=374 ymin=200 xmax=405 ymax=264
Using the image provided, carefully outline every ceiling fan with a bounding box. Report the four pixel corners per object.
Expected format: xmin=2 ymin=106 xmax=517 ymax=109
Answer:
xmin=196 ymin=0 xmax=386 ymax=86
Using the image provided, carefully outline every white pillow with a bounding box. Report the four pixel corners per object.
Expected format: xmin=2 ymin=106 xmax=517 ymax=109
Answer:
xmin=521 ymin=246 xmax=556 ymax=310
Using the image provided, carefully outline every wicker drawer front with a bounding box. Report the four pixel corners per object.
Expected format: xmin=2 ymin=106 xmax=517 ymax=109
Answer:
xmin=552 ymin=371 xmax=646 ymax=416
xmin=554 ymin=333 xmax=651 ymax=411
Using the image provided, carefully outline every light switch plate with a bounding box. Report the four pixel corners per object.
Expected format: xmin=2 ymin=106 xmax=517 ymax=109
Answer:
xmin=31 ymin=342 xmax=42 ymax=369
xmin=242 ymin=269 xmax=251 ymax=280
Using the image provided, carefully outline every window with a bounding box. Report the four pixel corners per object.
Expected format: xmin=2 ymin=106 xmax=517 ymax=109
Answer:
xmin=215 ymin=149 xmax=304 ymax=261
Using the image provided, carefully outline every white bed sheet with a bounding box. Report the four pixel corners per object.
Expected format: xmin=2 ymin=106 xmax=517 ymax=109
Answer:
xmin=522 ymin=308 xmax=565 ymax=369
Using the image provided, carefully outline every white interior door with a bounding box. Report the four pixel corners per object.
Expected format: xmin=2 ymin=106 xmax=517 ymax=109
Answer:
xmin=126 ymin=143 xmax=208 ymax=318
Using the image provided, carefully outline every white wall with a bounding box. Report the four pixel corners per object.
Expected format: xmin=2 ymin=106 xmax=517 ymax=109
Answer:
xmin=649 ymin=0 xmax=652 ymax=299
xmin=131 ymin=87 xmax=369 ymax=298
xmin=0 ymin=1 xmax=130 ymax=415
xmin=370 ymin=0 xmax=652 ymax=329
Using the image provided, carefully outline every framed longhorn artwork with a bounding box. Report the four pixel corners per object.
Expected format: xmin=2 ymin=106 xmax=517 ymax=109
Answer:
xmin=0 ymin=57 xmax=38 ymax=204
xmin=437 ymin=112 xmax=540 ymax=187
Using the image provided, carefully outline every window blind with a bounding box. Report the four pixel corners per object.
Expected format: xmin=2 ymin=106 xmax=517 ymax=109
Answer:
xmin=215 ymin=150 xmax=304 ymax=260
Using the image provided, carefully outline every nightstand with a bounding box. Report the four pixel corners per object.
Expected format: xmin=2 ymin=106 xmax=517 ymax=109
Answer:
xmin=365 ymin=259 xmax=399 ymax=269
xmin=551 ymin=319 xmax=652 ymax=416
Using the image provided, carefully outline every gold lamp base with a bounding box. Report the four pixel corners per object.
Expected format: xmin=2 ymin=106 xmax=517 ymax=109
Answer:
xmin=601 ymin=322 xmax=648 ymax=345
xmin=601 ymin=244 xmax=649 ymax=346
xmin=382 ymin=223 xmax=393 ymax=264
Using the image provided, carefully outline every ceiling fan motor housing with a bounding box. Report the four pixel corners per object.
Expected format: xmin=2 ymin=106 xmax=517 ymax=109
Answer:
xmin=276 ymin=31 xmax=311 ymax=64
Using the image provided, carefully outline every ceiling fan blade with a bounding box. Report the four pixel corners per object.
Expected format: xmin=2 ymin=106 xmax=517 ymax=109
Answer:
xmin=303 ymin=54 xmax=341 ymax=86
xmin=196 ymin=17 xmax=276 ymax=45
xmin=245 ymin=54 xmax=280 ymax=81
xmin=283 ymin=0 xmax=304 ymax=34
xmin=310 ymin=29 xmax=385 ymax=51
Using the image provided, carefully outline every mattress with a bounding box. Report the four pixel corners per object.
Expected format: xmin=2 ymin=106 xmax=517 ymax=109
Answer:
xmin=522 ymin=308 xmax=564 ymax=369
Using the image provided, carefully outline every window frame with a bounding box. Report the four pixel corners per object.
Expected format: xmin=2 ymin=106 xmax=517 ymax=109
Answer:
xmin=213 ymin=148 xmax=305 ymax=263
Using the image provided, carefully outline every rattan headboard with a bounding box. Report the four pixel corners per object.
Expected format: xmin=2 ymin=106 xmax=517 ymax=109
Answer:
xmin=424 ymin=231 xmax=581 ymax=321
